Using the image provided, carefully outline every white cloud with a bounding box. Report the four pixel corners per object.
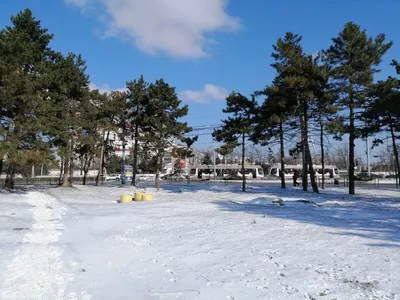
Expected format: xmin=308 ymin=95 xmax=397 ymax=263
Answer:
xmin=89 ymin=82 xmax=126 ymax=94
xmin=65 ymin=0 xmax=240 ymax=58
xmin=179 ymin=84 xmax=228 ymax=104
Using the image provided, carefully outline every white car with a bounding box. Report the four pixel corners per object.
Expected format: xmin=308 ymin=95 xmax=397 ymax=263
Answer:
xmin=106 ymin=174 xmax=120 ymax=181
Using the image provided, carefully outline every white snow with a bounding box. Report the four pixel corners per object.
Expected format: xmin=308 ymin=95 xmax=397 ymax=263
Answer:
xmin=0 ymin=191 xmax=75 ymax=300
xmin=0 ymin=184 xmax=399 ymax=299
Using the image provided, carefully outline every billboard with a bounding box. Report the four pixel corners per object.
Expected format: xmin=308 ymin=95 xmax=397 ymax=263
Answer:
xmin=122 ymin=165 xmax=133 ymax=181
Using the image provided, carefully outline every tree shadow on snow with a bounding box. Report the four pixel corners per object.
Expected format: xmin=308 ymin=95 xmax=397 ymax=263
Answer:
xmin=0 ymin=185 xmax=59 ymax=195
xmin=213 ymin=190 xmax=400 ymax=248
xmin=161 ymin=182 xmax=284 ymax=194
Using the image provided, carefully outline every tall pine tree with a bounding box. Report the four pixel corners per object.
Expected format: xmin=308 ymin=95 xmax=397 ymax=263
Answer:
xmin=324 ymin=22 xmax=392 ymax=195
xmin=267 ymin=33 xmax=323 ymax=192
xmin=142 ymin=79 xmax=190 ymax=190
xmin=126 ymin=75 xmax=149 ymax=186
xmin=363 ymin=65 xmax=400 ymax=188
xmin=0 ymin=9 xmax=54 ymax=190
xmin=253 ymin=83 xmax=294 ymax=189
xmin=213 ymin=92 xmax=257 ymax=192
xmin=45 ymin=53 xmax=90 ymax=187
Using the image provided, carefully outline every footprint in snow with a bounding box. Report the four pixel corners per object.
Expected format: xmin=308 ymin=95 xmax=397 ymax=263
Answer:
xmin=274 ymin=262 xmax=287 ymax=270
xmin=67 ymin=292 xmax=77 ymax=299
xmin=81 ymin=291 xmax=92 ymax=300
xmin=257 ymin=285 xmax=267 ymax=290
xmin=67 ymin=291 xmax=92 ymax=300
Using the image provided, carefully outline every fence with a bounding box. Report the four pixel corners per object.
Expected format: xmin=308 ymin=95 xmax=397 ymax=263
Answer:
xmin=0 ymin=176 xmax=98 ymax=186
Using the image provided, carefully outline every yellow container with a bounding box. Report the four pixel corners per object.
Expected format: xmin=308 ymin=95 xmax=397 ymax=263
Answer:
xmin=142 ymin=194 xmax=153 ymax=201
xmin=120 ymin=194 xmax=132 ymax=203
xmin=134 ymin=192 xmax=145 ymax=201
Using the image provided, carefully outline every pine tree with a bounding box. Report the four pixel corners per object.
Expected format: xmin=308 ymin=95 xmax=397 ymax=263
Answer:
xmin=202 ymin=153 xmax=213 ymax=165
xmin=142 ymin=79 xmax=190 ymax=190
xmin=97 ymin=91 xmax=128 ymax=186
xmin=45 ymin=53 xmax=90 ymax=187
xmin=213 ymin=92 xmax=257 ymax=192
xmin=363 ymin=65 xmax=400 ymax=188
xmin=324 ymin=22 xmax=392 ymax=195
xmin=216 ymin=142 xmax=236 ymax=164
xmin=259 ymin=32 xmax=323 ymax=192
xmin=0 ymin=9 xmax=54 ymax=190
xmin=253 ymin=83 xmax=293 ymax=189
xmin=126 ymin=75 xmax=149 ymax=185
xmin=75 ymin=90 xmax=103 ymax=185
xmin=311 ymin=56 xmax=338 ymax=189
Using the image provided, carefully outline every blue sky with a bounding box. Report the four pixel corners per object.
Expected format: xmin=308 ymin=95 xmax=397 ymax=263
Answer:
xmin=1 ymin=0 xmax=399 ymax=160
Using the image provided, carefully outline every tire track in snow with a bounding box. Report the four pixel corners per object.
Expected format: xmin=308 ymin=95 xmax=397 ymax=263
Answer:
xmin=0 ymin=191 xmax=74 ymax=300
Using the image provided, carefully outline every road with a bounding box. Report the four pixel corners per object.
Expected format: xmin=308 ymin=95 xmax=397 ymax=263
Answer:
xmin=106 ymin=178 xmax=400 ymax=191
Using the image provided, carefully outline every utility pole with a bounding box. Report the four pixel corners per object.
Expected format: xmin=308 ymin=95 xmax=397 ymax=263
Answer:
xmin=121 ymin=141 xmax=126 ymax=185
xmin=213 ymin=149 xmax=216 ymax=180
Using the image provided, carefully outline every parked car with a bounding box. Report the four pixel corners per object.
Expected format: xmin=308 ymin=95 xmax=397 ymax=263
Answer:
xmin=161 ymin=171 xmax=187 ymax=181
xmin=385 ymin=174 xmax=399 ymax=179
xmin=354 ymin=173 xmax=374 ymax=181
xmin=106 ymin=174 xmax=120 ymax=181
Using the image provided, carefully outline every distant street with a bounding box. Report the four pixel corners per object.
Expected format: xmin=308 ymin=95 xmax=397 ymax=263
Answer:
xmin=106 ymin=179 xmax=400 ymax=191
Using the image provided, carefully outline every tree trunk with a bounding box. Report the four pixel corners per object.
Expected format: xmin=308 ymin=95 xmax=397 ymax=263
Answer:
xmin=80 ymin=157 xmax=84 ymax=175
xmin=279 ymin=120 xmax=286 ymax=189
xmin=68 ymin=140 xmax=74 ymax=187
xmin=241 ymin=133 xmax=246 ymax=192
xmin=319 ymin=118 xmax=325 ymax=189
xmin=303 ymin=102 xmax=318 ymax=193
xmin=0 ymin=159 xmax=3 ymax=179
xmin=96 ymin=130 xmax=106 ymax=186
xmin=132 ymin=123 xmax=139 ymax=186
xmin=4 ymin=164 xmax=15 ymax=191
xmin=155 ymin=153 xmax=162 ymax=191
xmin=83 ymin=160 xmax=91 ymax=186
xmin=62 ymin=142 xmax=71 ymax=188
xmin=59 ymin=159 xmax=64 ymax=186
xmin=348 ymin=91 xmax=355 ymax=195
xmin=83 ymin=170 xmax=87 ymax=185
xmin=390 ymin=124 xmax=400 ymax=189
xmin=306 ymin=143 xmax=319 ymax=193
xmin=82 ymin=156 xmax=91 ymax=186
xmin=300 ymin=103 xmax=308 ymax=191
xmin=103 ymin=131 xmax=110 ymax=185
xmin=62 ymin=156 xmax=70 ymax=187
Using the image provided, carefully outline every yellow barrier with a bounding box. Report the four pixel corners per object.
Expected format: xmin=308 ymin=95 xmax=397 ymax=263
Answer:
xmin=134 ymin=192 xmax=145 ymax=201
xmin=142 ymin=194 xmax=153 ymax=201
xmin=120 ymin=195 xmax=132 ymax=203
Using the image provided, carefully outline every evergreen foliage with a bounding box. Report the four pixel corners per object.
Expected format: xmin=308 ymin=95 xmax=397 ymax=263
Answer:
xmin=141 ymin=79 xmax=190 ymax=190
xmin=324 ymin=22 xmax=392 ymax=194
xmin=213 ymin=92 xmax=257 ymax=192
xmin=0 ymin=9 xmax=399 ymax=194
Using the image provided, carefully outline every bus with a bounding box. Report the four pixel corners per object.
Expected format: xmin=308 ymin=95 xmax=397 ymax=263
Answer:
xmin=188 ymin=164 xmax=264 ymax=180
xmin=268 ymin=163 xmax=339 ymax=179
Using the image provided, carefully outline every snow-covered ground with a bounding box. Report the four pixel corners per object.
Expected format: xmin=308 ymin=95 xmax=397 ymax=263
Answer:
xmin=0 ymin=184 xmax=399 ymax=299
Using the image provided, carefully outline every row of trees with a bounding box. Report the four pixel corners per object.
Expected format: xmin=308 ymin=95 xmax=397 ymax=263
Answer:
xmin=214 ymin=22 xmax=399 ymax=194
xmin=0 ymin=9 xmax=193 ymax=191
